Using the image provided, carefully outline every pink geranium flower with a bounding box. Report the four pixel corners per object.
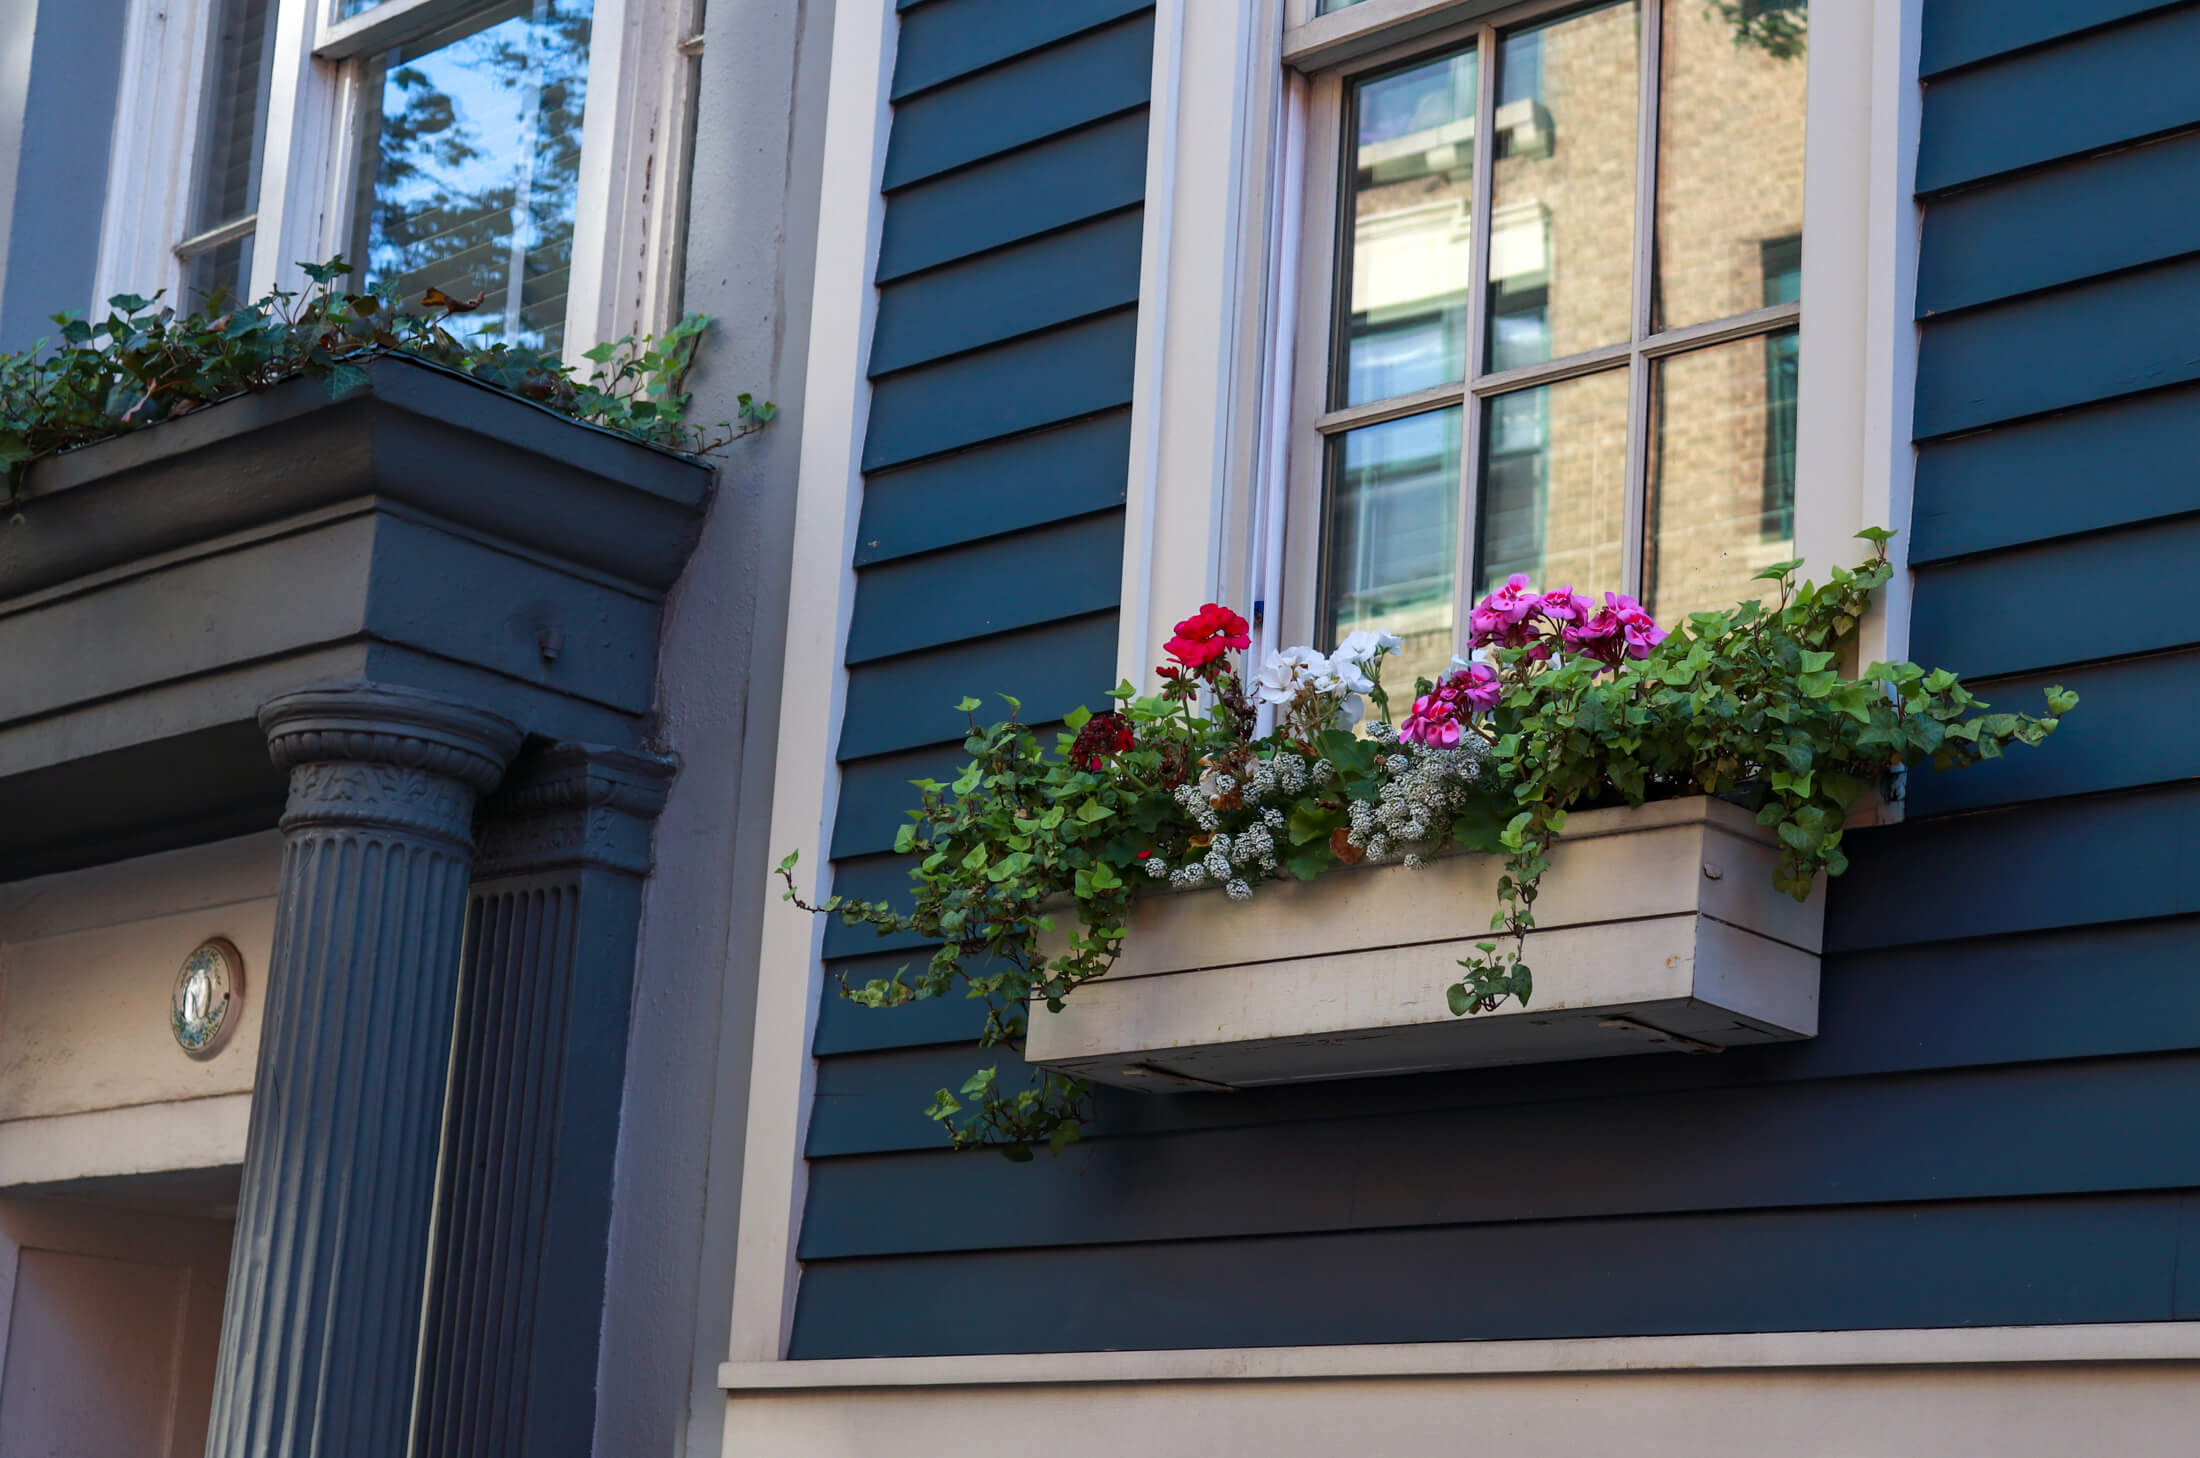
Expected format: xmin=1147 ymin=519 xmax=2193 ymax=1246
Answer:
xmin=1536 ymin=586 xmax=1595 ymax=625
xmin=1469 ymin=574 xmax=1542 ymax=648
xmin=1605 ymin=591 xmax=1667 ymax=660
xmin=1399 ymin=693 xmax=1463 ymax=748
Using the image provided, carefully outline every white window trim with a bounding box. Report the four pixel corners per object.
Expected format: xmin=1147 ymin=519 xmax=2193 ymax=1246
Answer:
xmin=93 ymin=0 xmax=702 ymax=361
xmin=722 ymin=0 xmax=897 ymax=1368
xmin=90 ymin=0 xmax=225 ymax=314
xmin=728 ymin=0 xmax=1928 ymax=1378
xmin=1119 ymin=0 xmax=1919 ymax=699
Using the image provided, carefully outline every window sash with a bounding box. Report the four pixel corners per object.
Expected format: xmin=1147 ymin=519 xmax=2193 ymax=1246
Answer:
xmin=1283 ymin=0 xmax=1804 ymax=663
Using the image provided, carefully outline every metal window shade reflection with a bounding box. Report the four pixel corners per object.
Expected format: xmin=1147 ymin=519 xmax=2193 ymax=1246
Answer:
xmin=1320 ymin=407 xmax=1463 ymax=693
xmin=351 ymin=0 xmax=595 ymax=351
xmin=180 ymin=0 xmax=279 ymax=304
xmin=1338 ymin=48 xmax=1477 ymax=408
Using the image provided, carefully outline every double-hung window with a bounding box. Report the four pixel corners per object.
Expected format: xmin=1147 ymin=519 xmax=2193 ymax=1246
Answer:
xmin=1285 ymin=0 xmax=1809 ymax=690
xmin=97 ymin=0 xmax=706 ymax=357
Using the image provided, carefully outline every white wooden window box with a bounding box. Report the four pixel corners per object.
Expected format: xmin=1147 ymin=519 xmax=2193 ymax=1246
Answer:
xmin=1024 ymin=796 xmax=1823 ymax=1092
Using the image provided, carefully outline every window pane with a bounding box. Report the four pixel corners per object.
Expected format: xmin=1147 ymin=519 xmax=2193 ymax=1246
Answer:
xmin=1322 ymin=408 xmax=1463 ymax=691
xmin=1653 ymin=0 xmax=1807 ymax=331
xmin=1475 ymin=367 xmax=1629 ymax=598
xmin=192 ymin=0 xmax=277 ymax=233
xmin=184 ymin=236 xmax=255 ymax=306
xmin=1644 ymin=328 xmax=1799 ymax=621
xmin=353 ymin=0 xmax=595 ymax=352
xmin=1487 ymin=1 xmax=1641 ymax=372
xmin=1319 ymin=0 xmax=1369 ymax=10
xmin=1339 ymin=49 xmax=1477 ymax=406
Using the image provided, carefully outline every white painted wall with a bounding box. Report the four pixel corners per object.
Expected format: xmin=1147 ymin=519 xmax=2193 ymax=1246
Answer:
xmin=594 ymin=1 xmax=839 ymax=1454
xmin=0 ymin=833 xmax=277 ymax=1188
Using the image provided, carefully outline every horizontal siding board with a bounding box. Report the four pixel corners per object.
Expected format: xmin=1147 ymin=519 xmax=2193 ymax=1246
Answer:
xmin=893 ymin=0 xmax=1152 ymax=100
xmin=1902 ymin=649 xmax=2200 ymax=816
xmin=1910 ymin=385 xmax=2200 ymax=563
xmin=877 ymin=111 xmax=1150 ymax=282
xmin=847 ymin=514 xmax=1125 ymax=664
xmin=830 ymin=743 xmax=969 ymax=859
xmin=1918 ymin=128 xmax=2200 ymax=317
xmin=837 ymin=611 xmax=1119 ymax=760
xmin=1910 ymin=515 xmax=2200 ymax=676
xmin=815 ymin=948 xmax=997 ymax=1054
xmin=870 ymin=209 xmax=1144 ymax=377
xmin=1913 ymin=255 xmax=2200 ymax=439
xmin=1920 ymin=0 xmax=2190 ymax=77
xmin=787 ymin=1190 xmax=2200 ymax=1357
xmin=855 ymin=412 xmax=1133 ymax=566
xmin=882 ymin=14 xmax=1154 ymax=191
xmin=804 ymin=915 xmax=2200 ymax=1152
xmin=1916 ymin=5 xmax=2200 ymax=192
xmin=863 ymin=311 xmax=1139 ymax=471
xmin=1827 ymin=785 xmax=2200 ymax=953
xmin=799 ymin=1054 xmax=2200 ymax=1259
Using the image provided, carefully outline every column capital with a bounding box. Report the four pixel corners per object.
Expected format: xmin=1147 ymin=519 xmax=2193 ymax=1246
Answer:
xmin=474 ymin=742 xmax=677 ymax=878
xmin=259 ymin=682 xmax=524 ymax=844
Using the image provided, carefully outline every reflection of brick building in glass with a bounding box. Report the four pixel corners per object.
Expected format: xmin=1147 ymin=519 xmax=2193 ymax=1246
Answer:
xmin=1481 ymin=0 xmax=1807 ymax=623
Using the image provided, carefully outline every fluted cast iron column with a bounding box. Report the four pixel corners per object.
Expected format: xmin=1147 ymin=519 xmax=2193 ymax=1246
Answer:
xmin=416 ymin=743 xmax=674 ymax=1458
xmin=207 ymin=683 xmax=522 ymax=1458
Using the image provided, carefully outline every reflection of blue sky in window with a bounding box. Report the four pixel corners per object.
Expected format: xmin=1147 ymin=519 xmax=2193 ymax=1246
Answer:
xmin=354 ymin=1 xmax=593 ymax=350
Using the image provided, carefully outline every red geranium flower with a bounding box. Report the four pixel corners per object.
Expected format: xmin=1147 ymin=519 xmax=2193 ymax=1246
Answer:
xmin=1069 ymin=711 xmax=1137 ymax=771
xmin=1163 ymin=603 xmax=1250 ymax=673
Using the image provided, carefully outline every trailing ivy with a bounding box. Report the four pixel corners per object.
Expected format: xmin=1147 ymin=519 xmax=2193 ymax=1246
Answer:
xmin=783 ymin=535 xmax=2073 ymax=1160
xmin=0 ymin=259 xmax=771 ymax=498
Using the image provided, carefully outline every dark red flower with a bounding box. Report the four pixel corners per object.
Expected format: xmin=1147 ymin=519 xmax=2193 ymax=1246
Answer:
xmin=1069 ymin=711 xmax=1136 ymax=771
xmin=1163 ymin=603 xmax=1251 ymax=673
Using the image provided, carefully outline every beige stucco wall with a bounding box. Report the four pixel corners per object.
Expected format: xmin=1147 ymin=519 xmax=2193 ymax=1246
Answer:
xmin=0 ymin=832 xmax=278 ymax=1185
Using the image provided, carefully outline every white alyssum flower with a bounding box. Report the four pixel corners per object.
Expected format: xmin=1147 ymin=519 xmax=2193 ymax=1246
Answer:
xmin=1225 ymin=879 xmax=1253 ymax=902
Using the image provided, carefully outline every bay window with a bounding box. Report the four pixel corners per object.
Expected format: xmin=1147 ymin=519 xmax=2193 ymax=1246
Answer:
xmin=94 ymin=0 xmax=703 ymax=359
xmin=1283 ymin=0 xmax=1810 ymax=687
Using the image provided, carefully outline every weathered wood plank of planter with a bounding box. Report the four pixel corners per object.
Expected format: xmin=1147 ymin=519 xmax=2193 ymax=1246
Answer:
xmin=1025 ymin=796 xmax=1824 ymax=1090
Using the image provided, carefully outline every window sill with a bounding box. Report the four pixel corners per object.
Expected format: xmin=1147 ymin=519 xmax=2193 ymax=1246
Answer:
xmin=1024 ymin=796 xmax=1823 ymax=1090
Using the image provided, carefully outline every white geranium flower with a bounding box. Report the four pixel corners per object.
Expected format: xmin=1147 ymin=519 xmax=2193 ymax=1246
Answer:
xmin=1253 ymin=645 xmax=1331 ymax=706
xmin=1335 ymin=628 xmax=1402 ymax=666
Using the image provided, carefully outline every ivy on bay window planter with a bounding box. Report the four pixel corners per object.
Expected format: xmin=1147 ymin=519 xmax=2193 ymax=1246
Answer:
xmin=784 ymin=536 xmax=2075 ymax=1159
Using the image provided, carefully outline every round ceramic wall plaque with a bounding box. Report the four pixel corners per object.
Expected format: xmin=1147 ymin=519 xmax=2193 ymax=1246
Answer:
xmin=171 ymin=937 xmax=243 ymax=1059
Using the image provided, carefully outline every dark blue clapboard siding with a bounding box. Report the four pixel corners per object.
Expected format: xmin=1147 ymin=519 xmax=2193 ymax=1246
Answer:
xmin=1915 ymin=3 xmax=2200 ymax=192
xmin=789 ymin=0 xmax=2200 ymax=1361
xmin=876 ymin=112 xmax=1150 ymax=281
xmin=869 ymin=211 xmax=1144 ymax=376
xmin=1916 ymin=128 xmax=2200 ymax=316
xmin=893 ymin=0 xmax=1150 ymax=100
xmin=800 ymin=1054 xmax=2200 ymax=1259
xmin=804 ymin=913 xmax=2200 ymax=1158
xmin=1921 ymin=0 xmax=2188 ymax=76
xmin=855 ymin=413 xmax=1132 ymax=566
xmin=792 ymin=1191 xmax=2200 ymax=1358
xmin=883 ymin=14 xmax=1154 ymax=189
xmin=1910 ymin=385 xmax=2200 ymax=563
xmin=1912 ymin=254 xmax=2200 ymax=439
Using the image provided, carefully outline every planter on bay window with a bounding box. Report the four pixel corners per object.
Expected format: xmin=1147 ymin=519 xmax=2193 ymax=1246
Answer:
xmin=1024 ymin=794 xmax=1821 ymax=1091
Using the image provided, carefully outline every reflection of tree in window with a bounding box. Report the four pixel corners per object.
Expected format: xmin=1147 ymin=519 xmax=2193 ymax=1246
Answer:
xmin=351 ymin=0 xmax=594 ymax=351
xmin=1322 ymin=409 xmax=1461 ymax=686
xmin=1760 ymin=233 xmax=1801 ymax=538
